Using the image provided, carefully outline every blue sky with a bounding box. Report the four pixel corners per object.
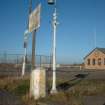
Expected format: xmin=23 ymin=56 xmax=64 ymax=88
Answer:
xmin=0 ymin=0 xmax=105 ymax=64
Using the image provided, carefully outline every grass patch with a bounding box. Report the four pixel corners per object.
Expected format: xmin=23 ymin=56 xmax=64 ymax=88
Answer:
xmin=0 ymin=77 xmax=105 ymax=105
xmin=0 ymin=77 xmax=30 ymax=96
xmin=38 ymin=92 xmax=84 ymax=105
xmin=13 ymin=79 xmax=30 ymax=96
xmin=71 ymin=80 xmax=105 ymax=96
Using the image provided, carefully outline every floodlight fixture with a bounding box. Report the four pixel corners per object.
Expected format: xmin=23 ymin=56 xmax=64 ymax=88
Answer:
xmin=47 ymin=0 xmax=55 ymax=5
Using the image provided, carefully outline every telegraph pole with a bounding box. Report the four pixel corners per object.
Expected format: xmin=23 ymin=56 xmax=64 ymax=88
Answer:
xmin=32 ymin=30 xmax=36 ymax=69
xmin=29 ymin=1 xmax=41 ymax=70
xmin=94 ymin=28 xmax=97 ymax=48
xmin=29 ymin=2 xmax=41 ymax=99
xmin=28 ymin=0 xmax=36 ymax=70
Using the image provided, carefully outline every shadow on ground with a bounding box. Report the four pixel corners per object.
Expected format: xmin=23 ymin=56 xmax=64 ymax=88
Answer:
xmin=57 ymin=73 xmax=89 ymax=91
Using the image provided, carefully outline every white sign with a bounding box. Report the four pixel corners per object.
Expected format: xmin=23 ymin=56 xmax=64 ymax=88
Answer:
xmin=24 ymin=30 xmax=29 ymax=48
xmin=29 ymin=4 xmax=41 ymax=32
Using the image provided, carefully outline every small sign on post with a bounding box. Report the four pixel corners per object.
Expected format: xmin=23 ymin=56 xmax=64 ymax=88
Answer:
xmin=24 ymin=30 xmax=29 ymax=48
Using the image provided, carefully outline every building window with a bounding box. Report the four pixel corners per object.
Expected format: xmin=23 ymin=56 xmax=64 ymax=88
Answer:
xmin=98 ymin=58 xmax=101 ymax=65
xmin=92 ymin=59 xmax=95 ymax=65
xmin=87 ymin=59 xmax=90 ymax=65
xmin=104 ymin=58 xmax=105 ymax=65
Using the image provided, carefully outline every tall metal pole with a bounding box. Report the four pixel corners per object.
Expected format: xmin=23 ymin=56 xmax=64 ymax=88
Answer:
xmin=32 ymin=30 xmax=36 ymax=69
xmin=22 ymin=0 xmax=32 ymax=76
xmin=22 ymin=47 xmax=27 ymax=76
xmin=47 ymin=0 xmax=58 ymax=94
xmin=28 ymin=0 xmax=36 ymax=70
xmin=51 ymin=7 xmax=58 ymax=94
xmin=94 ymin=28 xmax=97 ymax=48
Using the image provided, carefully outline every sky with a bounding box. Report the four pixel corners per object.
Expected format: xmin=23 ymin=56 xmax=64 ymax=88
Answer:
xmin=0 ymin=0 xmax=105 ymax=64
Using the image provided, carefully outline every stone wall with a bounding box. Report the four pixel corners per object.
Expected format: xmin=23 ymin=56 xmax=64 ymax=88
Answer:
xmin=84 ymin=49 xmax=105 ymax=69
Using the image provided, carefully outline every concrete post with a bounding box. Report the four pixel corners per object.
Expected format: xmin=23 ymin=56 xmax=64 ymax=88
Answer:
xmin=30 ymin=68 xmax=46 ymax=99
xmin=22 ymin=47 xmax=27 ymax=76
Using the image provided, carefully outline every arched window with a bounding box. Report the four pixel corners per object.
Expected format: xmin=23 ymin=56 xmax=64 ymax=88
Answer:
xmin=92 ymin=59 xmax=95 ymax=65
xmin=98 ymin=58 xmax=101 ymax=65
xmin=104 ymin=58 xmax=105 ymax=65
xmin=87 ymin=59 xmax=90 ymax=65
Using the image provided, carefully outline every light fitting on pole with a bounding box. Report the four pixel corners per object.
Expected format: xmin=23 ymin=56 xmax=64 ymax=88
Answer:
xmin=47 ymin=0 xmax=55 ymax=5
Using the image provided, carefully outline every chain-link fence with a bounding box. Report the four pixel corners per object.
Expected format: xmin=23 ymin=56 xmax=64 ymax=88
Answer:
xmin=0 ymin=53 xmax=51 ymax=77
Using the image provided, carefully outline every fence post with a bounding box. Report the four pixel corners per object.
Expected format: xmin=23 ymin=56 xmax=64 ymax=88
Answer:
xmin=17 ymin=55 xmax=18 ymax=64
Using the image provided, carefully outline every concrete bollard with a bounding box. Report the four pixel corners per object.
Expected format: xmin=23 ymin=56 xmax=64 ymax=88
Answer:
xmin=30 ymin=68 xmax=46 ymax=100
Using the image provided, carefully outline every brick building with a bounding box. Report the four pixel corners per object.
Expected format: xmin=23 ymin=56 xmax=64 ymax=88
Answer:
xmin=84 ymin=48 xmax=105 ymax=69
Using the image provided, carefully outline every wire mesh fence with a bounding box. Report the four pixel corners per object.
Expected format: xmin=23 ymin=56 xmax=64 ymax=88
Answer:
xmin=0 ymin=53 xmax=51 ymax=77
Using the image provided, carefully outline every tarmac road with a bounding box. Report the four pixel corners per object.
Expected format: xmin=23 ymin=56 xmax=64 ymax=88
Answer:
xmin=55 ymin=67 xmax=105 ymax=80
xmin=0 ymin=90 xmax=24 ymax=105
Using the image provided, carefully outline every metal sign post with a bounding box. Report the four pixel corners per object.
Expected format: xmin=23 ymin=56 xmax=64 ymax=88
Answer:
xmin=29 ymin=3 xmax=41 ymax=69
xmin=22 ymin=30 xmax=29 ymax=77
xmin=32 ymin=30 xmax=36 ymax=69
xmin=29 ymin=2 xmax=42 ymax=99
xmin=22 ymin=0 xmax=32 ymax=77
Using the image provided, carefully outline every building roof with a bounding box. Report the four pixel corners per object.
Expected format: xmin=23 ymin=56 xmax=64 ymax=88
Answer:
xmin=84 ymin=47 xmax=105 ymax=59
xmin=97 ymin=48 xmax=105 ymax=54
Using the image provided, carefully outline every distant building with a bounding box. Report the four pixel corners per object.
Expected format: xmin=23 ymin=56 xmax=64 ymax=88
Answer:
xmin=84 ymin=47 xmax=105 ymax=69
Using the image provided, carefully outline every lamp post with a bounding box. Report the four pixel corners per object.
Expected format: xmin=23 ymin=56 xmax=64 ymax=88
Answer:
xmin=47 ymin=0 xmax=58 ymax=94
xmin=51 ymin=8 xmax=58 ymax=94
xmin=48 ymin=0 xmax=55 ymax=5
